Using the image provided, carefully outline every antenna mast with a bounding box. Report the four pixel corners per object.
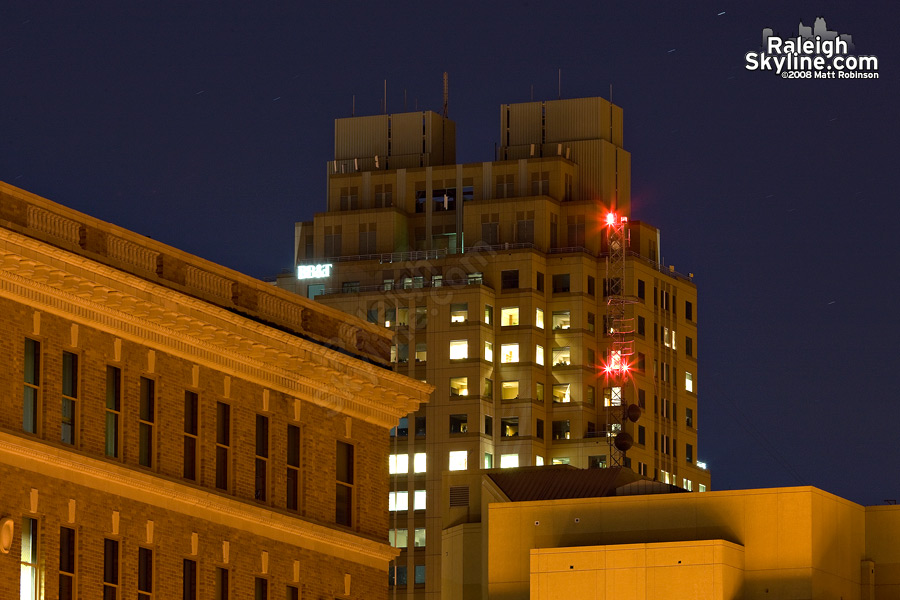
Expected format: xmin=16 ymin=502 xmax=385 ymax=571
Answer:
xmin=442 ymin=72 xmax=449 ymax=118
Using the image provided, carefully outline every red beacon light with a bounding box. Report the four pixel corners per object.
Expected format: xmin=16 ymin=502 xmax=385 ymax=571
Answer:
xmin=605 ymin=212 xmax=616 ymax=226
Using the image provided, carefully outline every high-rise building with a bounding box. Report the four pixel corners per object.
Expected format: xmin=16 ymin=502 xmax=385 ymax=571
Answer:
xmin=278 ymin=96 xmax=710 ymax=598
xmin=0 ymin=182 xmax=430 ymax=600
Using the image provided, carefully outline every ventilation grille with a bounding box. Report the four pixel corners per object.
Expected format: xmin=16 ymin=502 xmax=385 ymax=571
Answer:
xmin=449 ymin=485 xmax=470 ymax=507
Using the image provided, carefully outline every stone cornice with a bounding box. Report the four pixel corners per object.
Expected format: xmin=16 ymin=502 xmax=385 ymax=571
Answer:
xmin=0 ymin=432 xmax=398 ymax=569
xmin=0 ymin=227 xmax=431 ymax=427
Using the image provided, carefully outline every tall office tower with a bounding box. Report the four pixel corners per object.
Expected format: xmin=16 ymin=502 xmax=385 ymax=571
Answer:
xmin=278 ymin=97 xmax=710 ymax=599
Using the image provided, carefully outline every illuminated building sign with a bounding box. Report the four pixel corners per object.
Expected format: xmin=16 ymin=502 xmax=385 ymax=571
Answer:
xmin=297 ymin=264 xmax=333 ymax=279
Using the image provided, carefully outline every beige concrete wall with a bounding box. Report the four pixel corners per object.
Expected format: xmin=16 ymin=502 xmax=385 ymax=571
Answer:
xmin=530 ymin=540 xmax=744 ymax=600
xmin=488 ymin=487 xmax=869 ymax=600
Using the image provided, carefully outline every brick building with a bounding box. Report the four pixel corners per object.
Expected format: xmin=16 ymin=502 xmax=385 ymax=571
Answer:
xmin=0 ymin=181 xmax=430 ymax=599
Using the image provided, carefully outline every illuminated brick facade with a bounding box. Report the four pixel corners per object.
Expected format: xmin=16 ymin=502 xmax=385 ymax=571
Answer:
xmin=0 ymin=182 xmax=430 ymax=599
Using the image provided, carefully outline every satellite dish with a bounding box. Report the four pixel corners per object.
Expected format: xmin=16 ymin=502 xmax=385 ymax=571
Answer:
xmin=614 ymin=432 xmax=633 ymax=452
xmin=627 ymin=404 xmax=642 ymax=422
xmin=0 ymin=518 xmax=13 ymax=554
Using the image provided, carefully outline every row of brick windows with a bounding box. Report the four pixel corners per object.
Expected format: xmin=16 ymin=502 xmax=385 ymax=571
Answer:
xmin=17 ymin=517 xmax=297 ymax=600
xmin=17 ymin=339 xmax=352 ymax=524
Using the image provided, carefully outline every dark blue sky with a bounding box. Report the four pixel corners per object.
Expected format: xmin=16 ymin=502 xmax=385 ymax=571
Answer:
xmin=2 ymin=1 xmax=898 ymax=505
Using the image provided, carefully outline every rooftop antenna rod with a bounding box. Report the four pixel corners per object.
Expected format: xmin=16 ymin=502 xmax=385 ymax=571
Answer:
xmin=558 ymin=68 xmax=561 ymax=99
xmin=442 ymin=71 xmax=449 ymax=118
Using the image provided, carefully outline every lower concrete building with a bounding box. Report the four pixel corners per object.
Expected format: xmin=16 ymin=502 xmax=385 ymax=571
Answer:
xmin=442 ymin=467 xmax=900 ymax=600
xmin=0 ymin=181 xmax=431 ymax=599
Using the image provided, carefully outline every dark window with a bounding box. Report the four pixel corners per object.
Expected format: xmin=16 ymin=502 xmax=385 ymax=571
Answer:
xmin=61 ymin=351 xmax=78 ymax=445
xmin=637 ymin=352 xmax=646 ymax=372
xmin=686 ymin=444 xmax=694 ymax=463
xmin=336 ymin=441 xmax=354 ymax=526
xmin=415 ymin=416 xmax=426 ymax=437
xmin=552 ymin=274 xmax=570 ymax=293
xmin=449 ymin=414 xmax=468 ymax=434
xmin=536 ymin=419 xmax=544 ymax=440
xmin=105 ymin=366 xmax=121 ymax=457
xmin=536 ymin=272 xmax=544 ymax=292
xmin=686 ymin=408 xmax=694 ymax=428
xmin=138 ymin=547 xmax=153 ymax=600
xmin=390 ymin=565 xmax=408 ymax=587
xmin=139 ymin=378 xmax=155 ymax=468
xmin=638 ymin=389 xmax=646 ymax=408
xmin=216 ymin=402 xmax=230 ymax=490
xmin=59 ymin=527 xmax=75 ymax=600
xmin=255 ymin=578 xmax=268 ymax=600
xmin=686 ymin=301 xmax=693 ymax=321
xmin=587 ymin=312 xmax=595 ymax=332
xmin=552 ymin=420 xmax=570 ymax=440
xmin=183 ymin=391 xmax=199 ymax=481
xmin=255 ymin=415 xmax=269 ymax=501
xmin=638 ymin=316 xmax=645 ymax=336
xmin=501 ymin=270 xmax=519 ymax=289
xmin=342 ymin=281 xmax=360 ymax=293
xmin=484 ymin=415 xmax=493 ymax=437
xmin=23 ymin=338 xmax=41 ymax=433
xmin=215 ymin=568 xmax=230 ymax=600
xmin=587 ymin=276 xmax=596 ymax=296
xmin=637 ymin=279 xmax=645 ymax=299
xmin=390 ymin=417 xmax=408 ymax=437
xmin=588 ymin=455 xmax=607 ymax=469
xmin=686 ymin=337 xmax=693 ymax=357
xmin=638 ymin=425 xmax=646 ymax=445
xmin=287 ymin=586 xmax=299 ymax=600
xmin=415 ymin=565 xmax=426 ymax=585
xmin=104 ymin=539 xmax=119 ymax=600
xmin=183 ymin=559 xmax=197 ymax=600
xmin=287 ymin=424 xmax=301 ymax=511
xmin=501 ymin=417 xmax=519 ymax=437
xmin=482 ymin=221 xmax=499 ymax=245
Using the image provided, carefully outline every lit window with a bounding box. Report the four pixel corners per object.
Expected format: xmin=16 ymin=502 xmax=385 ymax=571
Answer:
xmin=450 ymin=377 xmax=468 ymax=397
xmin=536 ymin=382 xmax=544 ymax=402
xmin=535 ymin=308 xmax=544 ymax=329
xmin=448 ymin=450 xmax=468 ymax=471
xmin=414 ymin=490 xmax=426 ymax=510
xmin=501 ymin=381 xmax=519 ymax=400
xmin=535 ymin=345 xmax=544 ymax=365
xmin=484 ymin=453 xmax=493 ymax=468
xmin=660 ymin=470 xmax=671 ymax=484
xmin=415 ymin=343 xmax=427 ymax=362
xmin=551 ymin=457 xmax=570 ymax=465
xmin=663 ymin=327 xmax=671 ymax=348
xmin=683 ymin=479 xmax=693 ymax=491
xmin=552 ymin=347 xmax=571 ymax=366
xmin=484 ymin=305 xmax=493 ymax=325
xmin=500 ymin=344 xmax=519 ymax=363
xmin=500 ymin=307 xmax=519 ymax=326
xmin=699 ymin=484 xmax=707 ymax=492
xmin=484 ymin=341 xmax=493 ymax=362
xmin=450 ymin=303 xmax=468 ymax=323
xmin=552 ymin=383 xmax=572 ymax=403
xmin=499 ymin=454 xmax=519 ymax=468
xmin=483 ymin=379 xmax=493 ymax=399
xmin=413 ymin=453 xmax=426 ymax=473
xmin=685 ymin=372 xmax=693 ymax=392
xmin=414 ymin=528 xmax=426 ymax=547
xmin=389 ymin=491 xmax=409 ymax=511
xmin=535 ymin=455 xmax=544 ymax=466
xmin=604 ymin=387 xmax=622 ymax=407
xmin=552 ymin=311 xmax=571 ymax=330
xmin=449 ymin=340 xmax=468 ymax=360
xmin=389 ymin=454 xmax=409 ymax=474
xmin=672 ymin=330 xmax=677 ymax=350
xmin=21 ymin=517 xmax=39 ymax=600
xmin=389 ymin=529 xmax=408 ymax=548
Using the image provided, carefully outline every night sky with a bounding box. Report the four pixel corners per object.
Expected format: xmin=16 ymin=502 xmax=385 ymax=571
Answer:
xmin=2 ymin=2 xmax=898 ymax=506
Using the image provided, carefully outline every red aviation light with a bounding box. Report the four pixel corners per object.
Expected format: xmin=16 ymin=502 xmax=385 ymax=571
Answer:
xmin=605 ymin=212 xmax=617 ymax=226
